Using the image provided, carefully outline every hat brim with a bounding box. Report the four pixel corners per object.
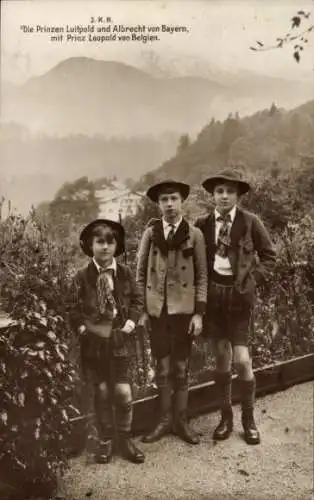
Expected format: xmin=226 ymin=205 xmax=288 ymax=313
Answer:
xmin=146 ymin=181 xmax=190 ymax=203
xmin=202 ymin=176 xmax=250 ymax=195
xmin=79 ymin=219 xmax=125 ymax=257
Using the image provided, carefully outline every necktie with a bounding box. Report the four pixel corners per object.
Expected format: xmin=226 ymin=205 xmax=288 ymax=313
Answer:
xmin=96 ymin=268 xmax=116 ymax=319
xmin=216 ymin=213 xmax=232 ymax=258
xmin=167 ymin=224 xmax=175 ymax=244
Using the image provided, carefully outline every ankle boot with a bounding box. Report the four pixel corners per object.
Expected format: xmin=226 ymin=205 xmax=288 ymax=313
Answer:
xmin=173 ymin=411 xmax=200 ymax=445
xmin=172 ymin=383 xmax=200 ymax=445
xmin=239 ymin=378 xmax=260 ymax=445
xmin=95 ymin=439 xmax=113 ymax=464
xmin=242 ymin=409 xmax=260 ymax=445
xmin=141 ymin=413 xmax=172 ymax=443
xmin=120 ymin=434 xmax=145 ymax=464
xmin=142 ymin=383 xmax=172 ymax=443
xmin=213 ymin=409 xmax=233 ymax=441
xmin=213 ymin=371 xmax=233 ymax=441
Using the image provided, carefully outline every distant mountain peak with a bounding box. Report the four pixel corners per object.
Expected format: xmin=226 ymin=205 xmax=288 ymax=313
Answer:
xmin=48 ymin=56 xmax=151 ymax=78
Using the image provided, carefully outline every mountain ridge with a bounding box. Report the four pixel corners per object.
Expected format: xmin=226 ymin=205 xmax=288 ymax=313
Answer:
xmin=2 ymin=57 xmax=313 ymax=137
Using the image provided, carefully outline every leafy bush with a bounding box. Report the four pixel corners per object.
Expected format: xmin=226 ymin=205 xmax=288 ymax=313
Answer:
xmin=0 ymin=215 xmax=80 ymax=499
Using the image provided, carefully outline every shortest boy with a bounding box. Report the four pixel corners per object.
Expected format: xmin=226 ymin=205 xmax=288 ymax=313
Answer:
xmin=70 ymin=218 xmax=145 ymax=464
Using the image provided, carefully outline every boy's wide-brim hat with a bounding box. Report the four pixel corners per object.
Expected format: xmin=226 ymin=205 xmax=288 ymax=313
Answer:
xmin=146 ymin=180 xmax=190 ymax=203
xmin=79 ymin=219 xmax=125 ymax=257
xmin=202 ymin=169 xmax=251 ymax=195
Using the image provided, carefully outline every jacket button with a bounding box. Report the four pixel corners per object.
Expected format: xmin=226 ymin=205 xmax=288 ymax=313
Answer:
xmin=181 ymin=266 xmax=186 ymax=270
xmin=147 ymin=285 xmax=151 ymax=289
xmin=183 ymin=283 xmax=187 ymax=288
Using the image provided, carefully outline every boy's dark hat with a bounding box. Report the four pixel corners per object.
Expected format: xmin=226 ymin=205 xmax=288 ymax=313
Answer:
xmin=146 ymin=180 xmax=190 ymax=203
xmin=79 ymin=219 xmax=125 ymax=257
xmin=202 ymin=169 xmax=250 ymax=195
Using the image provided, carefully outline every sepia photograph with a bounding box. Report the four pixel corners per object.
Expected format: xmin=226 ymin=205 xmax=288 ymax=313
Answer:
xmin=0 ymin=1 xmax=313 ymax=499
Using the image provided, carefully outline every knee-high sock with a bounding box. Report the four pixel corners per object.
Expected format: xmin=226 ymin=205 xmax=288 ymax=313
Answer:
xmin=155 ymin=372 xmax=172 ymax=417
xmin=239 ymin=377 xmax=256 ymax=413
xmin=172 ymin=369 xmax=189 ymax=420
xmin=81 ymin=379 xmax=98 ymax=448
xmin=173 ymin=385 xmax=189 ymax=420
xmin=215 ymin=371 xmax=232 ymax=414
xmin=94 ymin=389 xmax=114 ymax=442
xmin=115 ymin=400 xmax=133 ymax=437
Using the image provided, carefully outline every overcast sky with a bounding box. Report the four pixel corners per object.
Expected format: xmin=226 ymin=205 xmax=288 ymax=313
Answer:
xmin=1 ymin=0 xmax=314 ymax=84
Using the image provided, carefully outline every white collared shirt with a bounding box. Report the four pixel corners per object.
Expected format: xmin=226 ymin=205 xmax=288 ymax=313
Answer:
xmin=92 ymin=257 xmax=135 ymax=331
xmin=214 ymin=205 xmax=237 ymax=276
xmin=162 ymin=216 xmax=182 ymax=240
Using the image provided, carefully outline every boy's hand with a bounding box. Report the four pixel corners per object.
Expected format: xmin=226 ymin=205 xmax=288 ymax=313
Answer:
xmin=188 ymin=314 xmax=203 ymax=337
xmin=121 ymin=319 xmax=136 ymax=334
xmin=78 ymin=324 xmax=87 ymax=336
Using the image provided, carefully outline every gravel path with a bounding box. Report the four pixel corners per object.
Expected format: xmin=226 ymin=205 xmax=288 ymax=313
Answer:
xmin=64 ymin=382 xmax=314 ymax=500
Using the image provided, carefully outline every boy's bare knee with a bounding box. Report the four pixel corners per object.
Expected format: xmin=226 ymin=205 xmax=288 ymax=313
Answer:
xmin=233 ymin=348 xmax=252 ymax=376
xmin=215 ymin=339 xmax=232 ymax=357
xmin=173 ymin=359 xmax=188 ymax=382
xmin=114 ymin=383 xmax=132 ymax=403
xmin=157 ymin=356 xmax=171 ymax=379
xmin=234 ymin=359 xmax=250 ymax=374
xmin=214 ymin=340 xmax=232 ymax=371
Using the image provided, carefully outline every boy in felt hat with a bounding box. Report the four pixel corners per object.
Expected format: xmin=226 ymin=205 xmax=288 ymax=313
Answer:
xmin=70 ymin=219 xmax=145 ymax=464
xmin=195 ymin=169 xmax=276 ymax=445
xmin=136 ymin=180 xmax=207 ymax=444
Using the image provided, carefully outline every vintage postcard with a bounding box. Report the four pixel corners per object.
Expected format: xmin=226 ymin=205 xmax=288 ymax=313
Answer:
xmin=1 ymin=1 xmax=313 ymax=499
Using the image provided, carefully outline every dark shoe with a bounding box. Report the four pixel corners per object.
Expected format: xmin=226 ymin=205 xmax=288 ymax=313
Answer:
xmin=173 ymin=416 xmax=200 ymax=445
xmin=141 ymin=415 xmax=172 ymax=443
xmin=95 ymin=440 xmax=113 ymax=464
xmin=242 ymin=410 xmax=261 ymax=445
xmin=120 ymin=438 xmax=145 ymax=464
xmin=213 ymin=411 xmax=233 ymax=441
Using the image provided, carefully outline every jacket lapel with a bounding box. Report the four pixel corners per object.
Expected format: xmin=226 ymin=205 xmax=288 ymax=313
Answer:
xmin=86 ymin=260 xmax=99 ymax=286
xmin=151 ymin=219 xmax=168 ymax=256
xmin=115 ymin=263 xmax=126 ymax=299
xmin=230 ymin=207 xmax=247 ymax=248
xmin=203 ymin=213 xmax=216 ymax=255
xmin=170 ymin=218 xmax=190 ymax=249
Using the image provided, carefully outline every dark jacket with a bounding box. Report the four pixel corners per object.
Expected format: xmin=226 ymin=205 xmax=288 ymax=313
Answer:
xmin=195 ymin=207 xmax=276 ymax=307
xmin=70 ymin=260 xmax=143 ymax=333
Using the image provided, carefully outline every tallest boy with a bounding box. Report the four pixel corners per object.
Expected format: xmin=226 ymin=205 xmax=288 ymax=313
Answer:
xmin=196 ymin=169 xmax=276 ymax=445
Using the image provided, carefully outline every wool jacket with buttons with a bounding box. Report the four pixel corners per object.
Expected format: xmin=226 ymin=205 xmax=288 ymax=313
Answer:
xmin=195 ymin=207 xmax=276 ymax=308
xmin=136 ymin=218 xmax=207 ymax=317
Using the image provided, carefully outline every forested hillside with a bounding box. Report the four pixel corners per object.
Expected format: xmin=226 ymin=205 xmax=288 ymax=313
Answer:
xmin=137 ymin=100 xmax=314 ymax=189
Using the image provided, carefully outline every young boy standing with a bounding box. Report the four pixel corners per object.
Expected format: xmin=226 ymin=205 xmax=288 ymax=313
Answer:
xmin=136 ymin=181 xmax=207 ymax=445
xmin=196 ymin=169 xmax=276 ymax=445
xmin=70 ymin=219 xmax=145 ymax=464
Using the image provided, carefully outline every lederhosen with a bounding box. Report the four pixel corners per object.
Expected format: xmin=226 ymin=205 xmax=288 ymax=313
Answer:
xmin=206 ymin=270 xmax=252 ymax=346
